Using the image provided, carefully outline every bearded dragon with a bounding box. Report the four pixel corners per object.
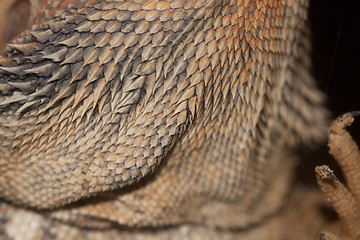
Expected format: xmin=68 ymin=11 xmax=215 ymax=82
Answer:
xmin=0 ymin=0 xmax=333 ymax=239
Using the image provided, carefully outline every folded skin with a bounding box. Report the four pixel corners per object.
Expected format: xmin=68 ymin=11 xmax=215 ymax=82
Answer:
xmin=0 ymin=0 xmax=328 ymax=234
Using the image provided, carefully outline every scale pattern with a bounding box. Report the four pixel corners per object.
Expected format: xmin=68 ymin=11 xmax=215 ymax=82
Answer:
xmin=0 ymin=0 xmax=328 ymax=238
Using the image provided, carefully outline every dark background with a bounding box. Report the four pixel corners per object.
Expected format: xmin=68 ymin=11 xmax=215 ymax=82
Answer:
xmin=310 ymin=1 xmax=360 ymax=116
xmin=297 ymin=1 xmax=360 ymax=185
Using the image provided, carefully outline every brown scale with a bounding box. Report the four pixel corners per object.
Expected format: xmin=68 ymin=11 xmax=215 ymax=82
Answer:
xmin=0 ymin=0 xmax=335 ymax=239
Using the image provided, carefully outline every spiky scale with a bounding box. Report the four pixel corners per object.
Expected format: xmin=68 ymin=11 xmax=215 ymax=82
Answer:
xmin=48 ymin=65 xmax=69 ymax=83
xmin=0 ymin=91 xmax=27 ymax=106
xmin=44 ymin=84 xmax=75 ymax=111
xmin=186 ymin=59 xmax=198 ymax=79
xmin=98 ymin=47 xmax=113 ymax=66
xmin=59 ymin=33 xmax=81 ymax=47
xmin=104 ymin=63 xmax=118 ymax=84
xmin=82 ymin=47 xmax=99 ymax=67
xmin=131 ymin=10 xmax=146 ymax=21
xmin=77 ymin=33 xmax=95 ymax=48
xmin=24 ymin=62 xmax=54 ymax=77
xmin=80 ymin=93 xmax=94 ymax=119
xmin=69 ymin=62 xmax=87 ymax=84
xmin=8 ymin=81 xmax=35 ymax=93
xmin=7 ymin=43 xmax=37 ymax=55
xmin=102 ymin=9 xmax=119 ymax=21
xmin=105 ymin=21 xmax=122 ymax=33
xmin=109 ymin=32 xmax=125 ymax=49
xmin=75 ymin=21 xmax=92 ymax=32
xmin=44 ymin=47 xmax=68 ymax=62
xmin=0 ymin=65 xmax=25 ymax=75
xmin=95 ymin=33 xmax=111 ymax=48
xmin=135 ymin=21 xmax=150 ymax=34
xmin=91 ymin=21 xmax=107 ymax=33
xmin=93 ymin=78 xmax=108 ymax=108
xmin=28 ymin=84 xmax=55 ymax=99
xmin=31 ymin=29 xmax=53 ymax=43
xmin=86 ymin=63 xmax=103 ymax=86
xmin=123 ymin=32 xmax=139 ymax=49
xmin=135 ymin=60 xmax=155 ymax=75
xmin=61 ymin=48 xmax=83 ymax=65
xmin=87 ymin=11 xmax=103 ymax=21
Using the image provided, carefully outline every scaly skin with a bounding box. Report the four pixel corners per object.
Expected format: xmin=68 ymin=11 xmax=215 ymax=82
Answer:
xmin=0 ymin=0 xmax=329 ymax=238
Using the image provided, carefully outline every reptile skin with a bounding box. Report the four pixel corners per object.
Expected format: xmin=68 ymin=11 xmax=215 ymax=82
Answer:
xmin=0 ymin=0 xmax=330 ymax=239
